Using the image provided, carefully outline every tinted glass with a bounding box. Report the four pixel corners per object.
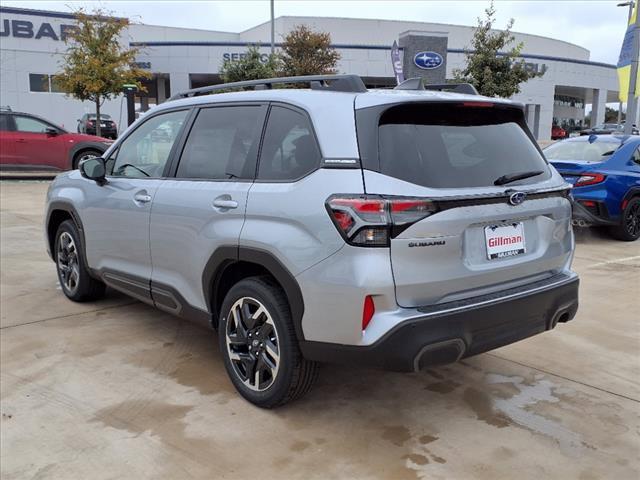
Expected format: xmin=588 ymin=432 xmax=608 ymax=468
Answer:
xmin=544 ymin=140 xmax=619 ymax=162
xmin=49 ymin=75 xmax=64 ymax=93
xmin=0 ymin=114 xmax=12 ymax=131
xmin=14 ymin=115 xmax=50 ymax=133
xmin=29 ymin=74 xmax=49 ymax=92
xmin=377 ymin=104 xmax=550 ymax=188
xmin=257 ymin=106 xmax=321 ymax=181
xmin=109 ymin=110 xmax=188 ymax=178
xmin=176 ymin=106 xmax=264 ymax=180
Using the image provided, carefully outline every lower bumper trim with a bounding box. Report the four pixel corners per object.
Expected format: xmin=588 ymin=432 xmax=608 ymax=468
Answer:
xmin=300 ymin=276 xmax=579 ymax=372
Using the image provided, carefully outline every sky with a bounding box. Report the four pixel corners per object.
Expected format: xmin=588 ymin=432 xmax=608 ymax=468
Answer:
xmin=0 ymin=0 xmax=628 ymax=65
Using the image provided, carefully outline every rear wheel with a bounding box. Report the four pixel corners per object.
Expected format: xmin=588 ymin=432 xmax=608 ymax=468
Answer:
xmin=72 ymin=149 xmax=102 ymax=170
xmin=609 ymin=197 xmax=640 ymax=241
xmin=218 ymin=276 xmax=318 ymax=408
xmin=55 ymin=220 xmax=106 ymax=301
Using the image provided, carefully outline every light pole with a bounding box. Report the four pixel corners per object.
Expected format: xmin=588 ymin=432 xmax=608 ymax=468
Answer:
xmin=270 ymin=0 xmax=275 ymax=55
xmin=619 ymin=1 xmax=640 ymax=133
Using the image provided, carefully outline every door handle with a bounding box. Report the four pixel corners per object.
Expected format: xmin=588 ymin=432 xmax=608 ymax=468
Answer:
xmin=134 ymin=193 xmax=152 ymax=204
xmin=16 ymin=138 xmax=26 ymax=143
xmin=212 ymin=199 xmax=239 ymax=209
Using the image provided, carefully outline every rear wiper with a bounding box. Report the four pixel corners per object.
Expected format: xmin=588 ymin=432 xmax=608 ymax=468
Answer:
xmin=494 ymin=170 xmax=544 ymax=186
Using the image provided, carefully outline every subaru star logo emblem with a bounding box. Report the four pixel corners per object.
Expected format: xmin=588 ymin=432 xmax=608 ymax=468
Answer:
xmin=509 ymin=192 xmax=527 ymax=206
xmin=413 ymin=51 xmax=443 ymax=70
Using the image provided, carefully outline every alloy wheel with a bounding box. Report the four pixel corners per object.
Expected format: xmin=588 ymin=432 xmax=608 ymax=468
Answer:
xmin=225 ymin=297 xmax=280 ymax=392
xmin=625 ymin=201 xmax=640 ymax=237
xmin=57 ymin=232 xmax=80 ymax=295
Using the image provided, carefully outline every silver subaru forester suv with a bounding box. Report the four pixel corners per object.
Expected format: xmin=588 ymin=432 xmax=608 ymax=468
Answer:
xmin=45 ymin=75 xmax=579 ymax=407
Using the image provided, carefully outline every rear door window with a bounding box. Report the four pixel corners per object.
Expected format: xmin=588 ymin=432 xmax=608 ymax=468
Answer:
xmin=376 ymin=103 xmax=550 ymax=188
xmin=176 ymin=105 xmax=265 ymax=180
xmin=257 ymin=105 xmax=321 ymax=181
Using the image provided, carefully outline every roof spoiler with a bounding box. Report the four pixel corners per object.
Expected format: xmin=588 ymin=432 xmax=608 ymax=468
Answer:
xmin=169 ymin=74 xmax=368 ymax=100
xmin=394 ymin=78 xmax=479 ymax=95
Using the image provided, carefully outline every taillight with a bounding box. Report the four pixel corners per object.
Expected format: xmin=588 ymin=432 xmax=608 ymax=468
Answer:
xmin=326 ymin=195 xmax=437 ymax=247
xmin=574 ymin=173 xmax=605 ymax=187
xmin=362 ymin=295 xmax=375 ymax=331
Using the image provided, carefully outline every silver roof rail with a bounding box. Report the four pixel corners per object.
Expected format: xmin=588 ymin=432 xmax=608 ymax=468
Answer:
xmin=394 ymin=77 xmax=479 ymax=95
xmin=169 ymin=74 xmax=368 ymax=100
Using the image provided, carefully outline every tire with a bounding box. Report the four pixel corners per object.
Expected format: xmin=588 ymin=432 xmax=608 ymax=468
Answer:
xmin=72 ymin=149 xmax=102 ymax=170
xmin=218 ymin=276 xmax=318 ymax=408
xmin=609 ymin=197 xmax=640 ymax=241
xmin=54 ymin=220 xmax=106 ymax=302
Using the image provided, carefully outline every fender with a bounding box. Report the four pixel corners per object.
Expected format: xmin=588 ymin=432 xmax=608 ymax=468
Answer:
xmin=622 ymin=186 xmax=640 ymax=208
xmin=67 ymin=141 xmax=109 ymax=169
xmin=202 ymin=246 xmax=306 ymax=340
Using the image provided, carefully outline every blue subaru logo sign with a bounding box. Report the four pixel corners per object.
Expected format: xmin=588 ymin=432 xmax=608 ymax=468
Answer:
xmin=413 ymin=51 xmax=443 ymax=70
xmin=509 ymin=192 xmax=527 ymax=206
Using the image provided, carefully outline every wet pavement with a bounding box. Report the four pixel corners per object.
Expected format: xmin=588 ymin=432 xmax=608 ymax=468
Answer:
xmin=1 ymin=180 xmax=639 ymax=479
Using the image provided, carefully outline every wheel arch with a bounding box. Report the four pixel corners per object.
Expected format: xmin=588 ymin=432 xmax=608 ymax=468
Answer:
xmin=622 ymin=186 xmax=640 ymax=208
xmin=204 ymin=246 xmax=305 ymax=340
xmin=68 ymin=142 xmax=108 ymax=169
xmin=46 ymin=202 xmax=89 ymax=267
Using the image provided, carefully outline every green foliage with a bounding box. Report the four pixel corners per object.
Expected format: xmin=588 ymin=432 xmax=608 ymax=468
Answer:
xmin=55 ymin=9 xmax=150 ymax=136
xmin=280 ymin=25 xmax=340 ymax=76
xmin=604 ymin=106 xmax=623 ymax=123
xmin=219 ymin=45 xmax=282 ymax=83
xmin=453 ymin=1 xmax=544 ymax=98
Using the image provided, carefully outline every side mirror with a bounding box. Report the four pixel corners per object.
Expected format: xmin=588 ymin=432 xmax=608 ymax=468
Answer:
xmin=45 ymin=127 xmax=59 ymax=136
xmin=79 ymin=157 xmax=106 ymax=185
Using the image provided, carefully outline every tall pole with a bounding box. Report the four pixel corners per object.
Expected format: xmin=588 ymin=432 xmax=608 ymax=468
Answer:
xmin=270 ymin=0 xmax=275 ymax=55
xmin=625 ymin=4 xmax=640 ymax=133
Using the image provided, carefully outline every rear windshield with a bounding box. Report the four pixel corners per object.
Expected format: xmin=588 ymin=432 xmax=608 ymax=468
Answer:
xmin=376 ymin=103 xmax=550 ymax=188
xmin=543 ymin=140 xmax=619 ymax=162
xmin=89 ymin=114 xmax=112 ymax=119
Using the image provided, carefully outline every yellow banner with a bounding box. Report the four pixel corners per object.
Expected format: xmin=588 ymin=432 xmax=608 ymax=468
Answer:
xmin=618 ymin=2 xmax=639 ymax=101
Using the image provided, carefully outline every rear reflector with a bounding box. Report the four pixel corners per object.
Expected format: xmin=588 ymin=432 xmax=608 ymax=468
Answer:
xmin=362 ymin=295 xmax=375 ymax=331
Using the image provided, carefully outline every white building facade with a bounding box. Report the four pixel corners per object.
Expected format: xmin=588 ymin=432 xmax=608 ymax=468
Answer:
xmin=0 ymin=6 xmax=619 ymax=140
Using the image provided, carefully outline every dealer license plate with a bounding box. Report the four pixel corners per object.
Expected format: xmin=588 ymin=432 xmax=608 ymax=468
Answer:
xmin=485 ymin=222 xmax=526 ymax=259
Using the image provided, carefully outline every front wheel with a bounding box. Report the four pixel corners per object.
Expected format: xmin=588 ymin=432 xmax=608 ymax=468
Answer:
xmin=55 ymin=220 xmax=106 ymax=301
xmin=609 ymin=197 xmax=640 ymax=241
xmin=218 ymin=276 xmax=318 ymax=408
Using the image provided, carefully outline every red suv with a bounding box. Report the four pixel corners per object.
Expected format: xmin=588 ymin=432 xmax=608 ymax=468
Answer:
xmin=0 ymin=108 xmax=113 ymax=171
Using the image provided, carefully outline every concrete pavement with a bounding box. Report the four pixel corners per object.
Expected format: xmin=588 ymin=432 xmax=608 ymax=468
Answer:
xmin=1 ymin=180 xmax=639 ymax=479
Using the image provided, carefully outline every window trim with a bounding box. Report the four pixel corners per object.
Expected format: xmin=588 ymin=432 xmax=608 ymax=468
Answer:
xmin=253 ymin=102 xmax=323 ymax=184
xmin=105 ymin=106 xmax=194 ymax=180
xmin=167 ymin=102 xmax=269 ymax=183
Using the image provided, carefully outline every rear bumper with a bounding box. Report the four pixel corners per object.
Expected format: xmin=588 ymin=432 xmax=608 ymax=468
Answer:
xmin=300 ymin=274 xmax=579 ymax=371
xmin=571 ymin=200 xmax=616 ymax=226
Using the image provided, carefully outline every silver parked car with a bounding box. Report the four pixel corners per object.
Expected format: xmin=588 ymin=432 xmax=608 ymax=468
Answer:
xmin=44 ymin=75 xmax=579 ymax=407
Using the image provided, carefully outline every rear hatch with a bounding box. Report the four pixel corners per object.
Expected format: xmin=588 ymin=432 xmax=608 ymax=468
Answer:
xmin=355 ymin=100 xmax=573 ymax=308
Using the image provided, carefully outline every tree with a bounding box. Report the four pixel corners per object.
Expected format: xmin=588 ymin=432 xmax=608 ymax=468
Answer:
xmin=604 ymin=106 xmax=624 ymax=123
xmin=453 ymin=1 xmax=543 ymax=98
xmin=55 ymin=9 xmax=150 ymax=137
xmin=280 ymin=25 xmax=340 ymax=76
xmin=219 ymin=45 xmax=282 ymax=83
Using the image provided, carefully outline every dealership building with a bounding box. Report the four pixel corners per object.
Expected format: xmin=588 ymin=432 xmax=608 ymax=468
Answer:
xmin=0 ymin=6 xmax=620 ymax=140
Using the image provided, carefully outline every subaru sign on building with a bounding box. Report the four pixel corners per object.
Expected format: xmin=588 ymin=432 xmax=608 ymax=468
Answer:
xmin=0 ymin=6 xmax=619 ymax=140
xmin=413 ymin=51 xmax=444 ymax=70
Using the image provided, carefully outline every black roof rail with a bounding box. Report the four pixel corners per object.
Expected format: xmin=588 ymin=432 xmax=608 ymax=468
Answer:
xmin=169 ymin=74 xmax=367 ymax=100
xmin=394 ymin=77 xmax=479 ymax=95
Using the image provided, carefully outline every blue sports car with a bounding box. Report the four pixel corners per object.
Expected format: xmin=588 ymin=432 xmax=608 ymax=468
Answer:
xmin=544 ymin=134 xmax=640 ymax=241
